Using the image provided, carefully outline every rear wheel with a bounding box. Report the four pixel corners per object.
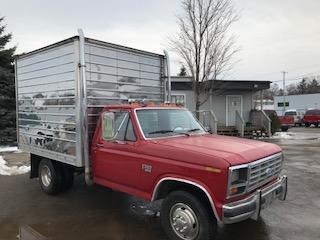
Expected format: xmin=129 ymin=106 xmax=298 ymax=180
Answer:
xmin=160 ymin=191 xmax=217 ymax=240
xmin=38 ymin=159 xmax=63 ymax=195
xmin=305 ymin=123 xmax=311 ymax=127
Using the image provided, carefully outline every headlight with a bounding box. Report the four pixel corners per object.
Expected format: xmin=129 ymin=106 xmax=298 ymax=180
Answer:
xmin=227 ymin=166 xmax=249 ymax=198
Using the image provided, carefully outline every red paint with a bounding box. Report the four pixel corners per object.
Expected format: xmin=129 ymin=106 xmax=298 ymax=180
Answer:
xmin=91 ymin=105 xmax=282 ymax=221
xmin=279 ymin=116 xmax=295 ymax=126
xmin=303 ymin=109 xmax=320 ymax=126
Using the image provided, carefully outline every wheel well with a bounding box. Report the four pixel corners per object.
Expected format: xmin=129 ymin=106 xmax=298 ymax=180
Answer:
xmin=153 ymin=180 xmax=216 ymax=220
xmin=30 ymin=154 xmax=42 ymax=178
xmin=30 ymin=155 xmax=77 ymax=179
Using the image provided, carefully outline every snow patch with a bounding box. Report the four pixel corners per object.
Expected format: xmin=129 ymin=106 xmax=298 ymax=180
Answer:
xmin=0 ymin=156 xmax=30 ymax=176
xmin=271 ymin=132 xmax=295 ymax=139
xmin=0 ymin=146 xmax=22 ymax=153
xmin=271 ymin=132 xmax=320 ymax=140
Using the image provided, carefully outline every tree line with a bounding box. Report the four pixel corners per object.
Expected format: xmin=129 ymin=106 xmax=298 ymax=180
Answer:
xmin=263 ymin=77 xmax=320 ymax=100
xmin=0 ymin=17 xmax=16 ymax=143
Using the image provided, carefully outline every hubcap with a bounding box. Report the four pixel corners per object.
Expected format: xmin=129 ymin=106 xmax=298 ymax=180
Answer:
xmin=40 ymin=165 xmax=52 ymax=187
xmin=169 ymin=203 xmax=199 ymax=240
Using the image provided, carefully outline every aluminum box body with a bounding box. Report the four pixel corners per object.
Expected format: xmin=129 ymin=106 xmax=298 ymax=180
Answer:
xmin=16 ymin=36 xmax=166 ymax=167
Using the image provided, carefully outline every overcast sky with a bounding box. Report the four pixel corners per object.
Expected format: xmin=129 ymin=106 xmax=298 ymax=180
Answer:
xmin=1 ymin=0 xmax=320 ymax=84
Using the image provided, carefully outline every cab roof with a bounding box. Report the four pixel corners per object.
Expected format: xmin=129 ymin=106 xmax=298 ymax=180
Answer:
xmin=102 ymin=103 xmax=183 ymax=111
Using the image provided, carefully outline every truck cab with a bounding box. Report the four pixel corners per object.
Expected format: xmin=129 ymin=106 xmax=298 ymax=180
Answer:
xmin=90 ymin=103 xmax=287 ymax=240
xmin=284 ymin=109 xmax=303 ymax=126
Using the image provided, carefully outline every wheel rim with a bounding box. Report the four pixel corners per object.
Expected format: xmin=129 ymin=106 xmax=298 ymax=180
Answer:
xmin=169 ymin=203 xmax=199 ymax=240
xmin=40 ymin=165 xmax=52 ymax=187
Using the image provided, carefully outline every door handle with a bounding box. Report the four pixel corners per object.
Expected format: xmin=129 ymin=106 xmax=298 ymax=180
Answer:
xmin=111 ymin=140 xmax=127 ymax=144
xmin=96 ymin=143 xmax=104 ymax=148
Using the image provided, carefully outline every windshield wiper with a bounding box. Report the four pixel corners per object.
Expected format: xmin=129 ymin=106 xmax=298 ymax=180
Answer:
xmin=148 ymin=130 xmax=175 ymax=134
xmin=187 ymin=128 xmax=201 ymax=133
xmin=148 ymin=130 xmax=189 ymax=136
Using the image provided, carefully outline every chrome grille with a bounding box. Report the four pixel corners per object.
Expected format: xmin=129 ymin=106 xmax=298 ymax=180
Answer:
xmin=247 ymin=153 xmax=283 ymax=191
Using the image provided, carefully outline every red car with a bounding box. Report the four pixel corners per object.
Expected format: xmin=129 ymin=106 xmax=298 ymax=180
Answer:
xmin=278 ymin=115 xmax=295 ymax=131
xmin=303 ymin=109 xmax=320 ymax=127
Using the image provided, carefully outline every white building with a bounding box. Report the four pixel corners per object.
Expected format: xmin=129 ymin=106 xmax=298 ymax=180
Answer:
xmin=254 ymin=99 xmax=274 ymax=110
xmin=274 ymin=93 xmax=320 ymax=116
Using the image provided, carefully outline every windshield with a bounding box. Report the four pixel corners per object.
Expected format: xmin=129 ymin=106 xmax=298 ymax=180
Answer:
xmin=285 ymin=111 xmax=297 ymax=116
xmin=305 ymin=109 xmax=320 ymax=115
xmin=136 ymin=108 xmax=206 ymax=138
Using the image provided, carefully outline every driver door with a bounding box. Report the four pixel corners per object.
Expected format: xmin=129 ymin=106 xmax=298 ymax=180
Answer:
xmin=93 ymin=110 xmax=142 ymax=190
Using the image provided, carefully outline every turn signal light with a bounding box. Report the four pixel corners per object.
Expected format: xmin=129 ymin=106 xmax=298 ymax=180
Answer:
xmin=230 ymin=187 xmax=238 ymax=194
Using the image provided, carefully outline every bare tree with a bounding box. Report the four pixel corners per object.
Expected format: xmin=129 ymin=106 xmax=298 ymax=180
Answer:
xmin=170 ymin=0 xmax=239 ymax=112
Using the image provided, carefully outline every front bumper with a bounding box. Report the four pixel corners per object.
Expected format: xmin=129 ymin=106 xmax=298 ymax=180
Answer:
xmin=222 ymin=175 xmax=288 ymax=224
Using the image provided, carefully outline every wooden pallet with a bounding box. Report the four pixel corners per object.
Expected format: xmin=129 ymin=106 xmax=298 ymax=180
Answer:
xmin=217 ymin=126 xmax=239 ymax=136
xmin=244 ymin=126 xmax=267 ymax=139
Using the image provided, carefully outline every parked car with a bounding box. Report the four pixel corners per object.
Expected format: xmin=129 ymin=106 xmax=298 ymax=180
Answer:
xmin=15 ymin=32 xmax=288 ymax=240
xmin=278 ymin=115 xmax=295 ymax=132
xmin=284 ymin=109 xmax=303 ymax=126
xmin=303 ymin=109 xmax=320 ymax=127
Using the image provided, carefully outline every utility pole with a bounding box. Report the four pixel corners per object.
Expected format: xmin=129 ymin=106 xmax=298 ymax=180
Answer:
xmin=282 ymin=71 xmax=288 ymax=115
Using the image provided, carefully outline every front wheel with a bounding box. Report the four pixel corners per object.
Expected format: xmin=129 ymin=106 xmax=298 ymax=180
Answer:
xmin=160 ymin=191 xmax=217 ymax=240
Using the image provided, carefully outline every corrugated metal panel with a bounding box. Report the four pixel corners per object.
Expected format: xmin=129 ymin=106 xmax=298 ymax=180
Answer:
xmin=84 ymin=41 xmax=165 ymax=142
xmin=16 ymin=35 xmax=166 ymax=167
xmin=16 ymin=42 xmax=78 ymax=165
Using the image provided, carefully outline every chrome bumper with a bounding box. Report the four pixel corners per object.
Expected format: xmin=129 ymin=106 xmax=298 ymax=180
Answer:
xmin=222 ymin=175 xmax=288 ymax=224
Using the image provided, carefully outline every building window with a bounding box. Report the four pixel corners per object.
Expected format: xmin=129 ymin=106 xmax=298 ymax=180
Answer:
xmin=171 ymin=94 xmax=186 ymax=106
xmin=277 ymin=102 xmax=289 ymax=107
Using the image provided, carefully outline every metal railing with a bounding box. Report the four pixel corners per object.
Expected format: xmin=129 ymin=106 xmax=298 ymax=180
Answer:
xmin=235 ymin=110 xmax=245 ymax=137
xmin=261 ymin=110 xmax=272 ymax=137
xmin=193 ymin=110 xmax=218 ymax=134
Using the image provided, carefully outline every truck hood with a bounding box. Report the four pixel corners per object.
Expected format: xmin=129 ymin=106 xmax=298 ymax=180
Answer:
xmin=155 ymin=134 xmax=281 ymax=166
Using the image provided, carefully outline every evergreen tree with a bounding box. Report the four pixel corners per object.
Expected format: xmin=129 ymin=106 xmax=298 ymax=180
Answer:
xmin=0 ymin=17 xmax=16 ymax=143
xmin=307 ymin=78 xmax=320 ymax=94
xmin=178 ymin=65 xmax=187 ymax=77
xmin=296 ymin=78 xmax=308 ymax=94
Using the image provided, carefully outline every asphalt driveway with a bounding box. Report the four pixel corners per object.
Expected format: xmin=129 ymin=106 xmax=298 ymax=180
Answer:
xmin=0 ymin=127 xmax=319 ymax=240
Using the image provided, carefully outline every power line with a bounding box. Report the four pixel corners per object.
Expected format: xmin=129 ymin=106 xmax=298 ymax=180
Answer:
xmin=244 ymin=67 xmax=320 ymax=81
xmin=272 ymin=71 xmax=320 ymax=83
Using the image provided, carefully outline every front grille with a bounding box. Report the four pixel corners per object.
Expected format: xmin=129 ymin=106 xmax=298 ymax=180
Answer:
xmin=247 ymin=153 xmax=283 ymax=191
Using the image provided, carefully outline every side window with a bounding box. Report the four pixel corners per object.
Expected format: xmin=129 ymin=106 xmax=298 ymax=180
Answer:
xmin=102 ymin=111 xmax=129 ymax=141
xmin=125 ymin=118 xmax=136 ymax=141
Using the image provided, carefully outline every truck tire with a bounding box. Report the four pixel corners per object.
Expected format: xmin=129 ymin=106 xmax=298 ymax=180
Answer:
xmin=38 ymin=159 xmax=63 ymax=195
xmin=281 ymin=126 xmax=289 ymax=132
xmin=160 ymin=191 xmax=217 ymax=240
xmin=305 ymin=123 xmax=310 ymax=127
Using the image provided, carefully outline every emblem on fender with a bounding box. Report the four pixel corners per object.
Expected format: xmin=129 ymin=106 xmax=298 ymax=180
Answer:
xmin=142 ymin=164 xmax=152 ymax=173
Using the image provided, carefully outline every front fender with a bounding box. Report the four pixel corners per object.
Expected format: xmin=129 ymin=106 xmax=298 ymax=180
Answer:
xmin=151 ymin=175 xmax=223 ymax=223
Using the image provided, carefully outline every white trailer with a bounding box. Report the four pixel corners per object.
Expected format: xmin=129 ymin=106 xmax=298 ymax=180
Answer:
xmin=15 ymin=29 xmax=171 ymax=184
xmin=274 ymin=93 xmax=320 ymax=116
